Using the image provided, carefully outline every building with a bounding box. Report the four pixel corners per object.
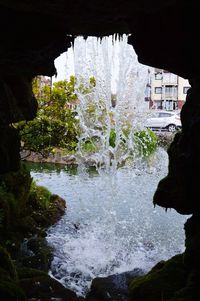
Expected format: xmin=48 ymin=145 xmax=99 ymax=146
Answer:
xmin=150 ymin=69 xmax=190 ymax=111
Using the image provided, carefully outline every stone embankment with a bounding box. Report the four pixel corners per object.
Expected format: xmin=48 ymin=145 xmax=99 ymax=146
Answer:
xmin=20 ymin=132 xmax=176 ymax=166
xmin=20 ymin=149 xmax=77 ymax=165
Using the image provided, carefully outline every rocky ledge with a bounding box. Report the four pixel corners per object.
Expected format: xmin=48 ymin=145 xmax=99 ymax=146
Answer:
xmin=0 ymin=162 xmax=82 ymax=300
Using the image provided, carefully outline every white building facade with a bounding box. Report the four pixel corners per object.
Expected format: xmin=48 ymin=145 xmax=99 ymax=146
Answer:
xmin=150 ymin=69 xmax=190 ymax=111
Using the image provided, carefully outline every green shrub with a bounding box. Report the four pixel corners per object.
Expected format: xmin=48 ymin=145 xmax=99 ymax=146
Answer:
xmin=134 ymin=128 xmax=158 ymax=157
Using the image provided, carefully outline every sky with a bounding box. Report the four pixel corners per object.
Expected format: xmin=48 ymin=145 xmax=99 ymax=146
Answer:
xmin=52 ymin=35 xmax=151 ymax=99
xmin=53 ymin=47 xmax=74 ymax=83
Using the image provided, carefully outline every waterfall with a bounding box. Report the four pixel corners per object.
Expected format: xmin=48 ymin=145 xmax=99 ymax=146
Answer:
xmin=73 ymin=35 xmax=152 ymax=172
xmin=30 ymin=35 xmax=188 ymax=297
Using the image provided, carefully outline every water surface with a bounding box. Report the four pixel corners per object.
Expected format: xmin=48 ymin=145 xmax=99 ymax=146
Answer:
xmin=28 ymin=148 xmax=189 ymax=296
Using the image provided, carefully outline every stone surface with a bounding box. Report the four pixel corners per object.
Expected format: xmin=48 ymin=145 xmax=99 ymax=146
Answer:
xmin=0 ymin=125 xmax=21 ymax=173
xmin=129 ymin=254 xmax=187 ymax=301
xmin=154 ymin=79 xmax=200 ymax=214
xmin=0 ymin=1 xmax=200 ymax=300
xmin=86 ymin=269 xmax=144 ymax=301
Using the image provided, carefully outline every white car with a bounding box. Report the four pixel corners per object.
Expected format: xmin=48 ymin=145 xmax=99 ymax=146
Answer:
xmin=145 ymin=111 xmax=182 ymax=132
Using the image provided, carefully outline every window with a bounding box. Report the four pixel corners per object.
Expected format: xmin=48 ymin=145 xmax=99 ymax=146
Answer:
xmin=165 ymin=86 xmax=173 ymax=94
xmin=183 ymin=87 xmax=190 ymax=94
xmin=155 ymin=73 xmax=162 ymax=80
xmin=165 ymin=86 xmax=177 ymax=93
xmin=155 ymin=87 xmax=162 ymax=94
xmin=159 ymin=112 xmax=173 ymax=118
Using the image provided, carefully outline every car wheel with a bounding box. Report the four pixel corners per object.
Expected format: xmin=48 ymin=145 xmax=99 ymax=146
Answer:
xmin=167 ymin=124 xmax=177 ymax=132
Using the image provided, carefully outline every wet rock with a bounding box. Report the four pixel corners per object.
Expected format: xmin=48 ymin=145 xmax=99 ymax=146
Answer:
xmin=20 ymin=237 xmax=53 ymax=272
xmin=0 ymin=125 xmax=21 ymax=173
xmin=0 ymin=244 xmax=27 ymax=300
xmin=129 ymin=255 xmax=187 ymax=301
xmin=18 ymin=268 xmax=79 ymax=301
xmin=156 ymin=132 xmax=176 ymax=149
xmin=154 ymin=79 xmax=200 ymax=214
xmin=86 ymin=268 xmax=144 ymax=301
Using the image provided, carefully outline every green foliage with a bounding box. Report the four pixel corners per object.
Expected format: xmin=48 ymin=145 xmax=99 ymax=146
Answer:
xmin=17 ymin=76 xmax=80 ymax=155
xmin=82 ymin=139 xmax=98 ymax=153
xmin=109 ymin=128 xmax=116 ymax=148
xmin=76 ymin=75 xmax=96 ymax=95
xmin=19 ymin=75 xmax=158 ymax=162
xmin=108 ymin=127 xmax=157 ymax=158
xmin=134 ymin=128 xmax=158 ymax=157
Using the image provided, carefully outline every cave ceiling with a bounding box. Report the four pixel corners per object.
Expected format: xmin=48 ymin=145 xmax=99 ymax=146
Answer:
xmin=0 ymin=0 xmax=199 ymax=79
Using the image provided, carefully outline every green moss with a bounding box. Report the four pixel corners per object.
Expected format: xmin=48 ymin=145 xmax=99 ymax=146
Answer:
xmin=29 ymin=181 xmax=52 ymax=210
xmin=0 ymin=245 xmax=17 ymax=280
xmin=0 ymin=163 xmax=32 ymax=210
xmin=0 ymin=280 xmax=26 ymax=301
xmin=168 ymin=269 xmax=200 ymax=301
xmin=17 ymin=216 xmax=37 ymax=234
xmin=0 ymin=163 xmax=68 ymax=301
xmin=17 ymin=267 xmax=47 ymax=279
xmin=0 ymin=163 xmax=33 ymax=231
xmin=129 ymin=254 xmax=187 ymax=301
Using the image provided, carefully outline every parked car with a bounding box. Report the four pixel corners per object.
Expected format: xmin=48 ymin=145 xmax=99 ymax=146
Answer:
xmin=144 ymin=111 xmax=182 ymax=132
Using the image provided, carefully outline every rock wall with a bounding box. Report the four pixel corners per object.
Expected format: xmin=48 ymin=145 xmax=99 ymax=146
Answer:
xmin=0 ymin=1 xmax=199 ymax=174
xmin=0 ymin=1 xmax=200 ymax=300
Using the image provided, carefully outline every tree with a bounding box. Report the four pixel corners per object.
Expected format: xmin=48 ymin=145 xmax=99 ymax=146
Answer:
xmin=17 ymin=76 xmax=80 ymax=156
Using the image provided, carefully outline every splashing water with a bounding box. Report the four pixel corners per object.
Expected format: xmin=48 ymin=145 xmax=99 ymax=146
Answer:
xmin=31 ymin=148 xmax=188 ymax=297
xmin=73 ymin=35 xmax=153 ymax=172
xmin=30 ymin=35 xmax=189 ymax=297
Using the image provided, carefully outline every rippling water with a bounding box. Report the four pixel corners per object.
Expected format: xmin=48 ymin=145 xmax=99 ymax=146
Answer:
xmin=28 ymin=147 xmax=189 ymax=297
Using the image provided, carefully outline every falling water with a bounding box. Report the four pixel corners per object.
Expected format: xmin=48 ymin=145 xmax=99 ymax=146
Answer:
xmin=30 ymin=35 xmax=189 ymax=297
xmin=73 ymin=35 xmax=152 ymax=171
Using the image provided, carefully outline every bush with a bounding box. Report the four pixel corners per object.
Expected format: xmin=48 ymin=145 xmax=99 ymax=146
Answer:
xmin=134 ymin=128 xmax=158 ymax=157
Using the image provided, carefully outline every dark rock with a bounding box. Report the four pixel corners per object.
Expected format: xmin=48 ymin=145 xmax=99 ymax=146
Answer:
xmin=184 ymin=215 xmax=200 ymax=269
xmin=0 ymin=280 xmax=26 ymax=301
xmin=154 ymin=79 xmax=200 ymax=214
xmin=0 ymin=245 xmax=17 ymax=280
xmin=19 ymin=273 xmax=79 ymax=301
xmin=129 ymin=254 xmax=187 ymax=301
xmin=19 ymin=237 xmax=53 ymax=271
xmin=86 ymin=268 xmax=144 ymax=301
xmin=0 ymin=126 xmax=20 ymax=173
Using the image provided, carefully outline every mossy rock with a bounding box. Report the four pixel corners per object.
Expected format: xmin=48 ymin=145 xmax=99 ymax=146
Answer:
xmin=0 ymin=163 xmax=32 ymax=211
xmin=27 ymin=237 xmax=52 ymax=254
xmin=17 ymin=267 xmax=47 ymax=279
xmin=17 ymin=216 xmax=38 ymax=235
xmin=3 ymin=237 xmax=22 ymax=260
xmin=0 ymin=280 xmax=26 ymax=301
xmin=168 ymin=269 xmax=200 ymax=301
xmin=129 ymin=254 xmax=187 ymax=301
xmin=0 ymin=266 xmax=11 ymax=280
xmin=28 ymin=182 xmax=52 ymax=210
xmin=19 ymin=237 xmax=53 ymax=272
xmin=30 ymin=210 xmax=53 ymax=228
xmin=19 ymin=274 xmax=78 ymax=300
xmin=20 ymin=252 xmax=52 ymax=272
xmin=0 ymin=245 xmax=17 ymax=280
xmin=184 ymin=215 xmax=200 ymax=268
